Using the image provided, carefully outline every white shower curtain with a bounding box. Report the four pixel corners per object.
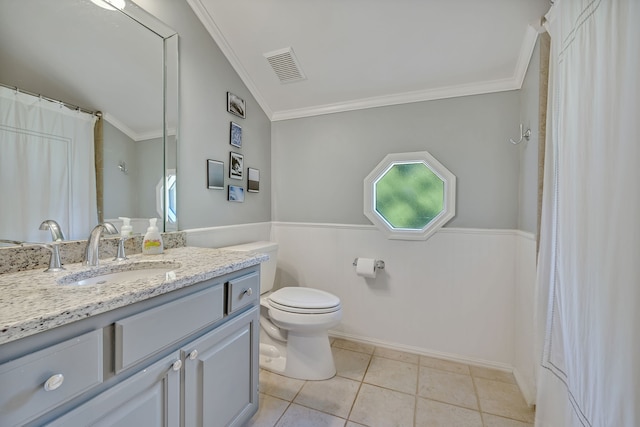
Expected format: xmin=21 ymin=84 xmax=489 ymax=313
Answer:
xmin=535 ymin=0 xmax=640 ymax=426
xmin=0 ymin=87 xmax=98 ymax=242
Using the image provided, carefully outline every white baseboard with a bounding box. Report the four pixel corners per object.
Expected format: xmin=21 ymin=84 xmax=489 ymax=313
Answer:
xmin=329 ymin=330 xmax=513 ymax=373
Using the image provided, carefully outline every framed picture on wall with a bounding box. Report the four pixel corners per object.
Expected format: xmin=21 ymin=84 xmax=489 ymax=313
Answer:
xmin=228 ymin=185 xmax=245 ymax=202
xmin=247 ymin=167 xmax=260 ymax=193
xmin=230 ymin=122 xmax=242 ymax=148
xmin=229 ymin=152 xmax=243 ymax=180
xmin=206 ymin=159 xmax=224 ymax=190
xmin=227 ymin=92 xmax=245 ymax=119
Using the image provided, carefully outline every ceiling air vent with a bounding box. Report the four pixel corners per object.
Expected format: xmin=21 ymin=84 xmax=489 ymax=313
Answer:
xmin=264 ymin=47 xmax=306 ymax=84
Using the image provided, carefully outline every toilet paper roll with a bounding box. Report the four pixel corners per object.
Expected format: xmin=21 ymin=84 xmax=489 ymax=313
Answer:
xmin=355 ymin=258 xmax=377 ymax=278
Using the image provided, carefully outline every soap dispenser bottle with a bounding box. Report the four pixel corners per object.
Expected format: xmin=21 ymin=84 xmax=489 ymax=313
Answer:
xmin=142 ymin=218 xmax=163 ymax=255
xmin=119 ymin=217 xmax=133 ymax=237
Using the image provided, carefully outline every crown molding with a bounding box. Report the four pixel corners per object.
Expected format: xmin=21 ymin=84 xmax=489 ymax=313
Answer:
xmin=187 ymin=0 xmax=540 ymax=122
xmin=272 ymin=26 xmax=540 ymax=121
xmin=103 ymin=113 xmax=172 ymax=142
xmin=270 ymin=77 xmax=521 ymax=121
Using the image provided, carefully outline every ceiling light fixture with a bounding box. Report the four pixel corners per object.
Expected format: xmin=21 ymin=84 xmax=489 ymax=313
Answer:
xmin=90 ymin=0 xmax=125 ymax=11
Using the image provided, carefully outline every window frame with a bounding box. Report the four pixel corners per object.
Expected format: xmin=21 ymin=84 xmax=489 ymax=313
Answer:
xmin=363 ymin=151 xmax=456 ymax=240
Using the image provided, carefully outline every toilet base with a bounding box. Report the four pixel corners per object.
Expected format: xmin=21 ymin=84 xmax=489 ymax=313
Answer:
xmin=259 ymin=330 xmax=336 ymax=380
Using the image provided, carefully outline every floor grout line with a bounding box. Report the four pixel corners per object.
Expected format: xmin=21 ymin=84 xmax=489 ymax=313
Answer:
xmin=257 ymin=340 xmax=534 ymax=427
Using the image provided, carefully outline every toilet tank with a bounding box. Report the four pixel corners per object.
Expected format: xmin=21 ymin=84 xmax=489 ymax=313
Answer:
xmin=221 ymin=241 xmax=278 ymax=294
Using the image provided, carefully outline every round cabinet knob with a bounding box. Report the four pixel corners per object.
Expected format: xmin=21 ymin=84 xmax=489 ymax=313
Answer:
xmin=243 ymin=288 xmax=253 ymax=297
xmin=172 ymin=360 xmax=182 ymax=371
xmin=44 ymin=374 xmax=64 ymax=392
xmin=189 ymin=350 xmax=198 ymax=360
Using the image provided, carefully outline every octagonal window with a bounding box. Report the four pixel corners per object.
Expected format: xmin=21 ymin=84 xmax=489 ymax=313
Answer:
xmin=364 ymin=152 xmax=455 ymax=240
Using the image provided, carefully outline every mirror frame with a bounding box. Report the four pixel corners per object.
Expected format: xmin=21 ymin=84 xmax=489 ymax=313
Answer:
xmin=118 ymin=1 xmax=179 ymax=233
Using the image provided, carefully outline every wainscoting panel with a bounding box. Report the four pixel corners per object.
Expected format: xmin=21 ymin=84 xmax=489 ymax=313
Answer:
xmin=272 ymin=223 xmax=520 ymax=367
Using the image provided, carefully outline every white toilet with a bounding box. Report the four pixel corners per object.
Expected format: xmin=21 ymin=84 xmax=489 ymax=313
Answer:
xmin=222 ymin=241 xmax=342 ymax=380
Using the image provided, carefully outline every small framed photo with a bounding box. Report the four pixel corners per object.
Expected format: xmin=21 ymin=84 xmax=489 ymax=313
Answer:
xmin=227 ymin=92 xmax=245 ymax=119
xmin=247 ymin=167 xmax=260 ymax=193
xmin=230 ymin=122 xmax=242 ymax=148
xmin=228 ymin=185 xmax=245 ymax=202
xmin=206 ymin=159 xmax=224 ymax=190
xmin=229 ymin=152 xmax=244 ymax=180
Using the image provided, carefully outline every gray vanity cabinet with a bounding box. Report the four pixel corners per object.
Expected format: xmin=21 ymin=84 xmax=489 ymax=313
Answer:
xmin=0 ymin=265 xmax=261 ymax=427
xmin=45 ymin=351 xmax=181 ymax=427
xmin=183 ymin=306 xmax=259 ymax=427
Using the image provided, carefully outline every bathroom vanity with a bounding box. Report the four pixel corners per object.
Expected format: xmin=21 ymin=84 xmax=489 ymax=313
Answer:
xmin=0 ymin=246 xmax=265 ymax=427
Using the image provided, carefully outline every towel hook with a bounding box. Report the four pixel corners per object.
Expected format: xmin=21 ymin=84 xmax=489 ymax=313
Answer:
xmin=509 ymin=124 xmax=531 ymax=144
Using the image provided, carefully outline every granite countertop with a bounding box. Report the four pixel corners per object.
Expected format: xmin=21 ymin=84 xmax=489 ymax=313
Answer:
xmin=0 ymin=246 xmax=267 ymax=346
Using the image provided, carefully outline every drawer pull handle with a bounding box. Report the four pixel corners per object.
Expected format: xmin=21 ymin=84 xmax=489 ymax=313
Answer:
xmin=242 ymin=288 xmax=253 ymax=297
xmin=44 ymin=374 xmax=64 ymax=392
xmin=172 ymin=360 xmax=182 ymax=371
xmin=189 ymin=350 xmax=198 ymax=360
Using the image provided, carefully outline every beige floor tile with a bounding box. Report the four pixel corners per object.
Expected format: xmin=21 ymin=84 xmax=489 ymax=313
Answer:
xmin=333 ymin=338 xmax=376 ymax=355
xmin=474 ymin=378 xmax=535 ymax=423
xmin=374 ymin=346 xmax=420 ymax=364
xmin=294 ymin=376 xmax=361 ymax=418
xmin=333 ymin=347 xmax=372 ymax=381
xmin=470 ymin=366 xmax=516 ymax=384
xmin=246 ymin=393 xmax=290 ymax=427
xmin=418 ymin=366 xmax=478 ymax=410
xmin=346 ymin=422 xmax=368 ymax=427
xmin=363 ymin=356 xmax=418 ymax=394
xmin=275 ymin=403 xmax=346 ymax=427
xmin=415 ymin=397 xmax=483 ymax=427
xmin=259 ymin=369 xmax=306 ymax=401
xmin=349 ymin=383 xmax=415 ymax=427
xmin=482 ymin=413 xmax=534 ymax=427
xmin=420 ymin=355 xmax=471 ymax=375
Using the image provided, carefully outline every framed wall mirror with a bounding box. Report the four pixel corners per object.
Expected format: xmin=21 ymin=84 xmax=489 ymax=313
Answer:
xmin=0 ymin=0 xmax=178 ymax=244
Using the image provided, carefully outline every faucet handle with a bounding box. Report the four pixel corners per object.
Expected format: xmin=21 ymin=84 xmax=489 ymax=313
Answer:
xmin=45 ymin=243 xmax=65 ymax=272
xmin=26 ymin=242 xmax=65 ymax=272
xmin=114 ymin=236 xmax=129 ymax=261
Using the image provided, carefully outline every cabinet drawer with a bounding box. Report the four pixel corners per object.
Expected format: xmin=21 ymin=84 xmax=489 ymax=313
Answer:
xmin=227 ymin=272 xmax=259 ymax=314
xmin=115 ymin=284 xmax=224 ymax=372
xmin=0 ymin=330 xmax=103 ymax=427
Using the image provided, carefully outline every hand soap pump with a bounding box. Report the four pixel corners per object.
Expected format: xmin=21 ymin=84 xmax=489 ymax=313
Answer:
xmin=142 ymin=218 xmax=163 ymax=255
xmin=119 ymin=217 xmax=133 ymax=237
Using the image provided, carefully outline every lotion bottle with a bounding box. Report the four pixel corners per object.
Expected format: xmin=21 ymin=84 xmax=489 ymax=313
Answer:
xmin=142 ymin=218 xmax=164 ymax=255
xmin=118 ymin=217 xmax=133 ymax=237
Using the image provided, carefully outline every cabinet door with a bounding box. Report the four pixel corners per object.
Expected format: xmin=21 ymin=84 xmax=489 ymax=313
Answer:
xmin=184 ymin=306 xmax=259 ymax=427
xmin=46 ymin=352 xmax=181 ymax=427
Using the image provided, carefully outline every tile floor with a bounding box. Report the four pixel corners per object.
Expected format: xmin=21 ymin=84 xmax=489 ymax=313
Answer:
xmin=246 ymin=338 xmax=535 ymax=427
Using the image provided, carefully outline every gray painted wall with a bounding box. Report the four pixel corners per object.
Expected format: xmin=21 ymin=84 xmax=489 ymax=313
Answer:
xmin=138 ymin=0 xmax=272 ymax=230
xmin=518 ymin=38 xmax=542 ymax=234
xmin=272 ymin=92 xmax=522 ymax=229
xmin=103 ymin=121 xmax=138 ymax=219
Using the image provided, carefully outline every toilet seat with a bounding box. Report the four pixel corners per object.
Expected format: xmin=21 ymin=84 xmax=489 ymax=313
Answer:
xmin=268 ymin=287 xmax=341 ymax=314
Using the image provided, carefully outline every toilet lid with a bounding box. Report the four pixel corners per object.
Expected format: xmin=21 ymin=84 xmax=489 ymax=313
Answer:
xmin=268 ymin=287 xmax=341 ymax=314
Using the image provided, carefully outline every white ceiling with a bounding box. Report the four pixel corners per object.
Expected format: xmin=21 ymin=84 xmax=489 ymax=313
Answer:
xmin=188 ymin=0 xmax=550 ymax=121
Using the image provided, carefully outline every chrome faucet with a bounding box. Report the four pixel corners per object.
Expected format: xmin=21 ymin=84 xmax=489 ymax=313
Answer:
xmin=39 ymin=220 xmax=66 ymax=242
xmin=83 ymin=222 xmax=118 ymax=266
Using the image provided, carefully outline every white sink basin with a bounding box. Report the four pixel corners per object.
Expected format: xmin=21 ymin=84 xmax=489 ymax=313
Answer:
xmin=58 ymin=261 xmax=181 ymax=286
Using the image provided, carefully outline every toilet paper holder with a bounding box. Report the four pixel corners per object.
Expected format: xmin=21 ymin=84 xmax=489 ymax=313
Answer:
xmin=352 ymin=258 xmax=385 ymax=270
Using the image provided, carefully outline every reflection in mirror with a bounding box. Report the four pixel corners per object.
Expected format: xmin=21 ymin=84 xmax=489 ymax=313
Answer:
xmin=0 ymin=0 xmax=178 ymax=244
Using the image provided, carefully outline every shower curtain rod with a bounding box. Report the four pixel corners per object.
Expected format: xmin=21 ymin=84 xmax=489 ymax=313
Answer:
xmin=0 ymin=82 xmax=101 ymax=117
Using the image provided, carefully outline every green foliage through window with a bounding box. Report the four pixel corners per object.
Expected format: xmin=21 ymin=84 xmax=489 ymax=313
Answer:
xmin=375 ymin=162 xmax=444 ymax=229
